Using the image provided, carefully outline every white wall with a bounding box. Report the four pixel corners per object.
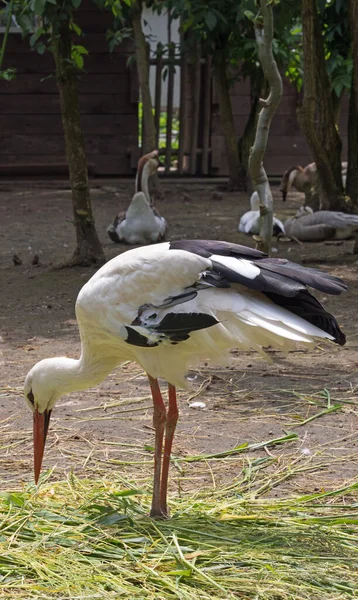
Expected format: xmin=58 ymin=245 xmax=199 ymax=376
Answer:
xmin=142 ymin=7 xmax=180 ymax=109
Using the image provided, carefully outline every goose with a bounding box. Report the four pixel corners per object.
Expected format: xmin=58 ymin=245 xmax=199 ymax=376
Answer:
xmin=238 ymin=192 xmax=285 ymax=236
xmin=107 ymin=150 xmax=167 ymax=245
xmin=284 ymin=206 xmax=358 ymax=241
xmin=280 ymin=162 xmax=347 ymax=202
xmin=24 ymin=239 xmax=346 ymax=517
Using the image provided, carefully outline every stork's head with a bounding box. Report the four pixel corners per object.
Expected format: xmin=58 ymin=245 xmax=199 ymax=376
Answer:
xmin=24 ymin=357 xmax=73 ymax=483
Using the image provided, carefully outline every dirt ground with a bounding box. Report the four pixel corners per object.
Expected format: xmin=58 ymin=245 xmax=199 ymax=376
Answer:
xmin=1 ymin=179 xmax=358 ymax=501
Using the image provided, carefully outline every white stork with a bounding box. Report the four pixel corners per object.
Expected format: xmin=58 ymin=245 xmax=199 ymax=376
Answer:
xmin=24 ymin=240 xmax=346 ymax=517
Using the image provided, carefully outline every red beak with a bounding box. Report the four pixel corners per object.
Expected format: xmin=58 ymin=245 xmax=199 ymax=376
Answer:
xmin=33 ymin=407 xmax=52 ymax=484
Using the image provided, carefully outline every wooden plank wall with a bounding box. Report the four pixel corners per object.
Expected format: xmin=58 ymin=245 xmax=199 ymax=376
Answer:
xmin=211 ymin=77 xmax=349 ymax=177
xmin=0 ymin=0 xmax=138 ymax=177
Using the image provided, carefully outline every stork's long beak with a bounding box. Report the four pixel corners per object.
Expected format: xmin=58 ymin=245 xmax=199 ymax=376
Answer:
xmin=33 ymin=408 xmax=52 ymax=484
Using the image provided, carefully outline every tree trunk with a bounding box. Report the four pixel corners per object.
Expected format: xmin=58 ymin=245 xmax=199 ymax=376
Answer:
xmin=348 ymin=0 xmax=358 ymax=252
xmin=298 ymin=0 xmax=346 ymax=211
xmin=347 ymin=0 xmax=358 ymax=203
xmin=249 ymin=0 xmax=282 ymax=254
xmin=132 ymin=0 xmax=156 ymax=154
xmin=52 ymin=20 xmax=105 ymax=266
xmin=238 ymin=73 xmax=264 ymax=191
xmin=331 ymin=90 xmax=344 ymax=127
xmin=213 ymin=60 xmax=246 ymax=190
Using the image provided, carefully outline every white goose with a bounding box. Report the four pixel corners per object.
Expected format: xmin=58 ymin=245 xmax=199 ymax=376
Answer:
xmin=107 ymin=150 xmax=167 ymax=245
xmin=284 ymin=206 xmax=358 ymax=241
xmin=24 ymin=239 xmax=346 ymax=517
xmin=238 ymin=191 xmax=285 ymax=236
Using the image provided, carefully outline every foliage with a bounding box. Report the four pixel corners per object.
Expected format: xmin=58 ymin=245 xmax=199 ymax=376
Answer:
xmin=10 ymin=0 xmax=134 ymax=68
xmin=281 ymin=0 xmax=352 ymax=97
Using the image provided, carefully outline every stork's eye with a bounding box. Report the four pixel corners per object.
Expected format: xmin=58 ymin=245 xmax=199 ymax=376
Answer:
xmin=27 ymin=391 xmax=35 ymax=405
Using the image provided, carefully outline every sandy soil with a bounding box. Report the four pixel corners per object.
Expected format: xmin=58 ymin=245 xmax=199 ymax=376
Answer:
xmin=1 ymin=179 xmax=357 ymax=500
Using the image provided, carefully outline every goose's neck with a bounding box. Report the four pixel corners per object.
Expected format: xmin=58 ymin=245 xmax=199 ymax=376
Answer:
xmin=135 ymin=161 xmax=150 ymax=201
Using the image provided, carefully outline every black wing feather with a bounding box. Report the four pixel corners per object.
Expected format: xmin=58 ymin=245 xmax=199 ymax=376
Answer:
xmin=168 ymin=239 xmax=347 ymax=346
xmin=170 ymin=239 xmax=266 ymax=260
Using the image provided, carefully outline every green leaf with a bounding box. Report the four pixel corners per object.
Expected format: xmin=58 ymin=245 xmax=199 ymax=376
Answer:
xmin=72 ymin=0 xmax=82 ymax=8
xmin=32 ymin=0 xmax=47 ymax=16
xmin=70 ymin=22 xmax=82 ymax=36
xmin=205 ymin=11 xmax=217 ymax=31
xmin=16 ymin=14 xmax=35 ymax=33
xmin=73 ymin=53 xmax=84 ymax=68
xmin=244 ymin=10 xmax=255 ymax=21
xmin=73 ymin=44 xmax=88 ymax=55
xmin=36 ymin=43 xmax=46 ymax=54
xmin=0 ymin=69 xmax=16 ymax=81
xmin=96 ymin=511 xmax=128 ymax=526
xmin=111 ymin=489 xmax=143 ymax=497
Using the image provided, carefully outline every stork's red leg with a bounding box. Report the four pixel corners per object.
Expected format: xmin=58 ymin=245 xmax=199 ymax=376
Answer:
xmin=148 ymin=375 xmax=167 ymax=517
xmin=160 ymin=384 xmax=178 ymax=516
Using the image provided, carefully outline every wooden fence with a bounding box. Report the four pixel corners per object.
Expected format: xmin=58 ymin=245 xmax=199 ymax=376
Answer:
xmin=146 ymin=42 xmax=213 ymax=175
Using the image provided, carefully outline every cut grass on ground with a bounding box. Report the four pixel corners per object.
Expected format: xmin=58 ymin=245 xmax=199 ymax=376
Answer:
xmin=0 ymin=472 xmax=357 ymax=600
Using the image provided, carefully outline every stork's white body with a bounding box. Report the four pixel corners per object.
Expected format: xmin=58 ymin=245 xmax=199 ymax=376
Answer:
xmin=76 ymin=241 xmax=343 ymax=389
xmin=238 ymin=192 xmax=284 ymax=236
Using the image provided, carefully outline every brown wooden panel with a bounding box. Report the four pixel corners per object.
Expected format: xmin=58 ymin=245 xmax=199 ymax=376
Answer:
xmin=71 ymin=34 xmax=133 ymax=54
xmin=0 ymin=153 xmax=134 ymax=176
xmin=3 ymin=52 xmax=132 ymax=74
xmin=0 ymin=134 xmax=138 ymax=156
xmin=1 ymin=73 xmax=133 ymax=95
xmin=231 ymin=95 xmax=300 ymax=116
xmin=265 ymin=136 xmax=310 ymax=156
xmin=0 ymin=93 xmax=136 ymax=114
xmin=230 ymin=78 xmax=251 ymax=96
xmin=5 ymin=32 xmax=133 ymax=54
xmin=0 ymin=114 xmax=138 ymax=135
xmin=92 ymin=154 xmax=134 ymax=175
xmin=76 ymin=9 xmax=114 ymax=30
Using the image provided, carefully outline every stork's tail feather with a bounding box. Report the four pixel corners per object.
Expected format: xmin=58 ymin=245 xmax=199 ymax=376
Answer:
xmin=265 ymin=290 xmax=345 ymax=346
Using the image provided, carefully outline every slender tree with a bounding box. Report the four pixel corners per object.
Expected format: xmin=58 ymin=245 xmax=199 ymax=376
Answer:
xmin=14 ymin=0 xmax=105 ymax=266
xmin=213 ymin=57 xmax=244 ymax=189
xmin=248 ymin=0 xmax=282 ymax=254
xmin=52 ymin=16 xmax=105 ymax=266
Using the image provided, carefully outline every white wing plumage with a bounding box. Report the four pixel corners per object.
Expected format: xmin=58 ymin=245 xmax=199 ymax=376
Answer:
xmin=76 ymin=240 xmax=345 ymax=388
